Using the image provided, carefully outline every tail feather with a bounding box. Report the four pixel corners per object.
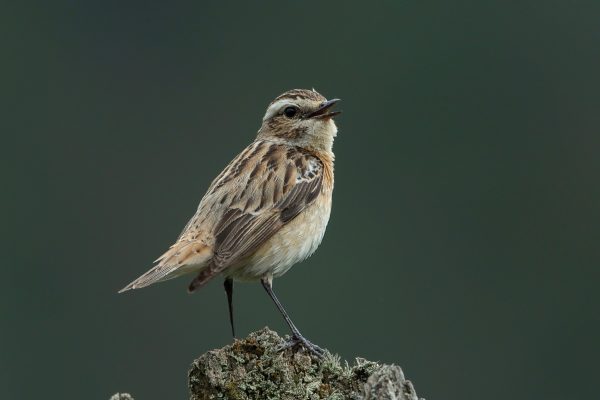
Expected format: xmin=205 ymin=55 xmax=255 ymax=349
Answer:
xmin=118 ymin=264 xmax=179 ymax=293
xmin=119 ymin=241 xmax=211 ymax=293
xmin=187 ymin=264 xmax=219 ymax=293
xmin=187 ymin=257 xmax=231 ymax=293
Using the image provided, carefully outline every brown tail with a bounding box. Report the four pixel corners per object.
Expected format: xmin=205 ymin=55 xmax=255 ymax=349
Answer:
xmin=187 ymin=263 xmax=223 ymax=293
xmin=119 ymin=242 xmax=211 ymax=293
xmin=118 ymin=263 xmax=180 ymax=292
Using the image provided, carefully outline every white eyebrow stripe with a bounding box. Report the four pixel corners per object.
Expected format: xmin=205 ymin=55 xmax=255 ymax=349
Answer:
xmin=262 ymin=99 xmax=297 ymax=121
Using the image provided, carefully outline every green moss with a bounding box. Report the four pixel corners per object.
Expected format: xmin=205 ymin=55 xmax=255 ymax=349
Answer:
xmin=188 ymin=328 xmax=416 ymax=400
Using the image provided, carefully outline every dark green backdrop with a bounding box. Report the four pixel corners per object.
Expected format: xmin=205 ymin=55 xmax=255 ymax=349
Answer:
xmin=4 ymin=1 xmax=599 ymax=399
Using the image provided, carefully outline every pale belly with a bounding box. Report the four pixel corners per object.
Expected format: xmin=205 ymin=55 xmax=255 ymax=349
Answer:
xmin=228 ymin=194 xmax=332 ymax=281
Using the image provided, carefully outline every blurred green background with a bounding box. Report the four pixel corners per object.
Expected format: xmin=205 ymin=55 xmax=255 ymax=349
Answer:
xmin=3 ymin=1 xmax=599 ymax=399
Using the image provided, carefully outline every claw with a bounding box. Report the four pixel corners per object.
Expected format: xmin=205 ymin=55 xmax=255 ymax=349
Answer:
xmin=277 ymin=334 xmax=325 ymax=357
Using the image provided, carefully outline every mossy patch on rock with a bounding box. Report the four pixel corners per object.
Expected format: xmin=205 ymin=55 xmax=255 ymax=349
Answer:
xmin=188 ymin=328 xmax=421 ymax=400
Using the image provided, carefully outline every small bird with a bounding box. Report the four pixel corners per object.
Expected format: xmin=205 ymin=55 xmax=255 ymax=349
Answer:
xmin=119 ymin=89 xmax=340 ymax=356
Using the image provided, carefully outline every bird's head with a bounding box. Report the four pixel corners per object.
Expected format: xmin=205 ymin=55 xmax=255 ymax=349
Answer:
xmin=257 ymin=89 xmax=340 ymax=153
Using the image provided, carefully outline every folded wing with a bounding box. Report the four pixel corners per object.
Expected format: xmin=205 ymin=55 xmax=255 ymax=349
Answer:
xmin=188 ymin=143 xmax=323 ymax=291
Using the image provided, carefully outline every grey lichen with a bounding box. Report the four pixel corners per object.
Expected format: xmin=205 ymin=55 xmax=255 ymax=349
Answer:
xmin=189 ymin=328 xmax=422 ymax=400
xmin=109 ymin=393 xmax=134 ymax=400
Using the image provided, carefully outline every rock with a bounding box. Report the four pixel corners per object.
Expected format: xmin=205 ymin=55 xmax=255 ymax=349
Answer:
xmin=188 ymin=327 xmax=423 ymax=400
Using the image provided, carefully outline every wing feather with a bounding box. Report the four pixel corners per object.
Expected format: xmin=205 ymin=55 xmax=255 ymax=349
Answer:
xmin=188 ymin=143 xmax=323 ymax=290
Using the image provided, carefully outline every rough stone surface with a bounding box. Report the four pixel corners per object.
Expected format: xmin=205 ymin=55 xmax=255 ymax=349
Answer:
xmin=188 ymin=328 xmax=423 ymax=400
xmin=109 ymin=393 xmax=134 ymax=400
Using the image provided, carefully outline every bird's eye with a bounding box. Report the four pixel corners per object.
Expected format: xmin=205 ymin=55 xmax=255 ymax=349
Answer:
xmin=283 ymin=106 xmax=298 ymax=118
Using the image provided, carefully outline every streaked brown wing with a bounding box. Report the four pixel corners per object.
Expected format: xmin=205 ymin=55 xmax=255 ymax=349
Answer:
xmin=214 ymin=146 xmax=323 ymax=267
xmin=188 ymin=144 xmax=323 ymax=290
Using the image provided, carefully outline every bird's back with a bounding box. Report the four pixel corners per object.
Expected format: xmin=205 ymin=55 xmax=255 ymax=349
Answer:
xmin=120 ymin=139 xmax=334 ymax=292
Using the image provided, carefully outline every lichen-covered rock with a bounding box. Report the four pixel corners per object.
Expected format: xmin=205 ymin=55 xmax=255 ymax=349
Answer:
xmin=363 ymin=365 xmax=419 ymax=400
xmin=109 ymin=393 xmax=134 ymax=400
xmin=188 ymin=328 xmax=422 ymax=400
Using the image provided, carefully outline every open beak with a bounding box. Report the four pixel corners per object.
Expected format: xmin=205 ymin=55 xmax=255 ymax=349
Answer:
xmin=306 ymin=98 xmax=341 ymax=119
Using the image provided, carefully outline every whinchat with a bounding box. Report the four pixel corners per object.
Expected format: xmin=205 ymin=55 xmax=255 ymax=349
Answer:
xmin=120 ymin=89 xmax=340 ymax=356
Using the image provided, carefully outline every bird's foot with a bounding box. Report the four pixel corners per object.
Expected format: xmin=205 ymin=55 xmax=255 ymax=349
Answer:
xmin=278 ymin=334 xmax=325 ymax=357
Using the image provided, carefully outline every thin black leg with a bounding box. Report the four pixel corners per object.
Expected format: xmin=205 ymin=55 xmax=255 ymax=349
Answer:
xmin=224 ymin=278 xmax=235 ymax=338
xmin=260 ymin=277 xmax=324 ymax=357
